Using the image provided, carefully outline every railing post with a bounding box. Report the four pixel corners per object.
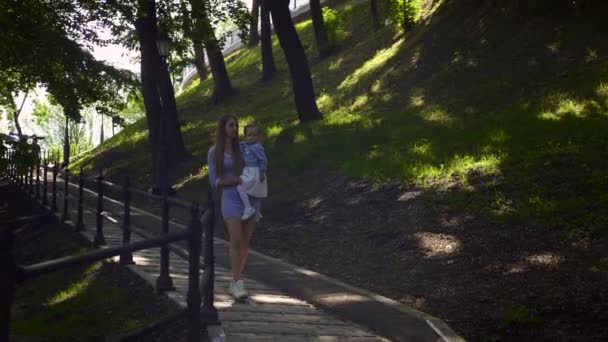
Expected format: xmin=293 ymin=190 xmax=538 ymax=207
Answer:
xmin=94 ymin=168 xmax=106 ymax=246
xmin=61 ymin=167 xmax=70 ymax=221
xmin=156 ymin=194 xmax=174 ymax=292
xmin=25 ymin=165 xmax=29 ymax=190
xmin=201 ymin=198 xmax=219 ymax=326
xmin=51 ymin=165 xmax=58 ymax=212
xmin=187 ymin=203 xmax=202 ymax=342
xmin=43 ymin=162 xmax=48 ymax=205
xmin=28 ymin=164 xmax=34 ymax=195
xmin=35 ymin=160 xmax=40 ymax=199
xmin=0 ymin=229 xmax=17 ymax=342
xmin=76 ymin=168 xmax=85 ymax=231
xmin=119 ymin=175 xmax=134 ymax=265
xmin=21 ymin=163 xmax=26 ymax=189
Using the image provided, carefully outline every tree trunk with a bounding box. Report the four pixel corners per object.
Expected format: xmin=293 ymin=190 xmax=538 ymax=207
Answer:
xmin=248 ymin=0 xmax=260 ymax=47
xmin=135 ymin=0 xmax=188 ymax=187
xmin=157 ymin=54 xmax=188 ymax=161
xmin=188 ymin=0 xmax=234 ymax=104
xmin=136 ymin=0 xmax=187 ymax=163
xmin=309 ymin=0 xmax=331 ymax=58
xmin=268 ymin=0 xmax=323 ymax=123
xmin=13 ymin=91 xmax=28 ymax=139
xmin=100 ymin=114 xmax=105 ymax=144
xmin=205 ymin=42 xmax=234 ymax=104
xmin=193 ymin=41 xmax=207 ymax=81
xmin=135 ymin=14 xmax=161 ymax=186
xmin=260 ymin=0 xmax=276 ymax=81
xmin=370 ymin=0 xmax=380 ymax=31
xmin=180 ymin=0 xmax=207 ymax=82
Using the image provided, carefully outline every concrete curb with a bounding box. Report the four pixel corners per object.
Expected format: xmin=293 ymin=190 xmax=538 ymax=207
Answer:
xmin=216 ymin=238 xmax=466 ymax=342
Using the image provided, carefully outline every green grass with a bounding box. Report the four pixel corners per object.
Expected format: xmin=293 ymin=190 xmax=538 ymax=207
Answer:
xmin=74 ymin=0 xmax=608 ymax=237
xmin=11 ymin=221 xmax=174 ymax=341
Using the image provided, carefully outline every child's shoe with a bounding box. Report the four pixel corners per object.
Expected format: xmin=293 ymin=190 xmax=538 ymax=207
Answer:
xmin=241 ymin=206 xmax=256 ymax=220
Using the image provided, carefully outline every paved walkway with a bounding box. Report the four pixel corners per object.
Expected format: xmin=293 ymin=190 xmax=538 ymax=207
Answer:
xmin=43 ymin=177 xmax=390 ymax=342
xmin=32 ymin=174 xmax=463 ymax=341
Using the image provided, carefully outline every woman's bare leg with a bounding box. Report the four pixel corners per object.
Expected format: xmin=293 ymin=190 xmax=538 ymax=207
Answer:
xmin=239 ymin=218 xmax=257 ymax=275
xmin=224 ymin=218 xmax=243 ymax=281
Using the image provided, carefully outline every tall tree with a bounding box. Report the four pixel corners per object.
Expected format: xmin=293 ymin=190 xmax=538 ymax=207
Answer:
xmin=187 ymin=0 xmax=234 ymax=103
xmin=259 ymin=0 xmax=276 ymax=81
xmin=82 ymin=0 xmax=188 ymax=172
xmin=248 ymin=0 xmax=260 ymax=46
xmin=179 ymin=0 xmax=207 ymax=82
xmin=0 ymin=69 xmax=36 ymax=139
xmin=13 ymin=92 xmax=29 ymax=138
xmin=309 ymin=0 xmax=331 ymax=57
xmin=0 ymin=0 xmax=134 ymax=123
xmin=268 ymin=0 xmax=323 ymax=123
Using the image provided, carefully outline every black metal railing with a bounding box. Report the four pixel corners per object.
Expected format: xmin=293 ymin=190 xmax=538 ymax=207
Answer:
xmin=1 ymin=150 xmax=219 ymax=342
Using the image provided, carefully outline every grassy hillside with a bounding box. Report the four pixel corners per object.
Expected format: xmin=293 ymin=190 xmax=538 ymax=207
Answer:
xmin=70 ymin=0 xmax=608 ymax=339
xmin=75 ymin=0 xmax=608 ymax=238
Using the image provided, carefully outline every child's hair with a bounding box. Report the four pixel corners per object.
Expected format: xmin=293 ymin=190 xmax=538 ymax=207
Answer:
xmin=244 ymin=122 xmax=263 ymax=136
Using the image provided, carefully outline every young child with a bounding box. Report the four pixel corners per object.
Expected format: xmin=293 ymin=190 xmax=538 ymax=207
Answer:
xmin=237 ymin=122 xmax=268 ymax=220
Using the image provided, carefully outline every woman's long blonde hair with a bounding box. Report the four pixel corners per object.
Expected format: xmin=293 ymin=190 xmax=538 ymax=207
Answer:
xmin=214 ymin=113 xmax=243 ymax=178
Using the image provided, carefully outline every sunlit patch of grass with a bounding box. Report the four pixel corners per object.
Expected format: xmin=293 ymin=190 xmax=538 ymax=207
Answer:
xmin=413 ymin=153 xmax=502 ymax=186
xmin=539 ymin=95 xmax=591 ymax=121
xmin=409 ymin=139 xmax=432 ymax=157
xmin=409 ymin=93 xmax=426 ymax=107
xmin=46 ymin=263 xmax=102 ymax=306
xmin=317 ymin=93 xmax=336 ymax=111
xmin=556 ymin=99 xmax=586 ymax=117
xmin=338 ymin=38 xmax=405 ymax=91
xmin=181 ymin=121 xmax=199 ymax=133
xmin=266 ymin=123 xmax=286 ymax=138
xmin=350 ymin=94 xmax=369 ymax=110
xmin=418 ymin=105 xmax=457 ymax=126
xmin=489 ymin=129 xmax=510 ymax=143
xmin=294 ymin=131 xmax=308 ymax=143
xmin=596 ymin=82 xmax=608 ymax=96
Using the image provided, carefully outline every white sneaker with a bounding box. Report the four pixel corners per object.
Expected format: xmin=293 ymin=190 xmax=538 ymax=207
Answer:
xmin=229 ymin=280 xmax=248 ymax=300
xmin=241 ymin=207 xmax=256 ymax=221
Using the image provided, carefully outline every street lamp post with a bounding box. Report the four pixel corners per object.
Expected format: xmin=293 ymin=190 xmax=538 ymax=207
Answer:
xmin=155 ymin=30 xmax=175 ymax=293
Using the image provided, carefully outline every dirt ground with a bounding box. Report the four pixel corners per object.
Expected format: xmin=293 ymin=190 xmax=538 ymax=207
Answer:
xmin=251 ymin=169 xmax=608 ymax=341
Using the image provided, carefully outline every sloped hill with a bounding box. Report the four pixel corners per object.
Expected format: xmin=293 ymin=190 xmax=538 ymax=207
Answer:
xmin=74 ymin=0 xmax=608 ymax=339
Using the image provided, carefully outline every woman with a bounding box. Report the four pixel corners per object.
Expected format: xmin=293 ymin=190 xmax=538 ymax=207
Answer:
xmin=207 ymin=114 xmax=259 ymax=300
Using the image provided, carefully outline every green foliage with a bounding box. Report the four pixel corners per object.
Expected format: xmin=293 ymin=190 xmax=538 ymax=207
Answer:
xmin=120 ymin=94 xmax=146 ymax=125
xmin=322 ymin=7 xmax=345 ymax=45
xmin=32 ymin=98 xmax=92 ymax=157
xmin=0 ymin=0 xmax=137 ymax=122
xmin=391 ymin=0 xmax=421 ymax=30
xmin=500 ymin=305 xmax=542 ymax=330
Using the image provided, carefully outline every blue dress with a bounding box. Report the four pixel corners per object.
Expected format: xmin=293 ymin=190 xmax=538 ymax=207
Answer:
xmin=207 ymin=146 xmax=259 ymax=219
